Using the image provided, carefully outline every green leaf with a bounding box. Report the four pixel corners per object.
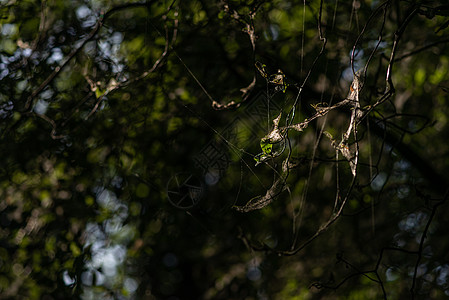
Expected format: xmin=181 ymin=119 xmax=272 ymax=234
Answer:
xmin=254 ymin=153 xmax=270 ymax=166
xmin=254 ymin=140 xmax=274 ymax=165
xmin=260 ymin=140 xmax=273 ymax=155
xmin=95 ymin=88 xmax=105 ymax=99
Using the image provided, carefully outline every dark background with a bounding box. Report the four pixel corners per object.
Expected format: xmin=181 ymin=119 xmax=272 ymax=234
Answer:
xmin=1 ymin=0 xmax=449 ymax=299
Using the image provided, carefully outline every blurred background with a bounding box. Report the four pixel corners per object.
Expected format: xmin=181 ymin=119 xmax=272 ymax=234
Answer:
xmin=1 ymin=0 xmax=449 ymax=299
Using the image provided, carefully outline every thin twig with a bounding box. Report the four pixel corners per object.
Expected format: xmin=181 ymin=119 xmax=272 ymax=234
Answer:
xmin=24 ymin=2 xmax=151 ymax=112
xmin=86 ymin=4 xmax=178 ymax=118
xmin=394 ymin=38 xmax=449 ymax=61
xmin=385 ymin=5 xmax=419 ymax=92
xmin=410 ymin=195 xmax=447 ymax=299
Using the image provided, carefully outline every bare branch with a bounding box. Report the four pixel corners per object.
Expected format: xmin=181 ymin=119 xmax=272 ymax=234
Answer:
xmin=24 ymin=2 xmax=151 ymax=112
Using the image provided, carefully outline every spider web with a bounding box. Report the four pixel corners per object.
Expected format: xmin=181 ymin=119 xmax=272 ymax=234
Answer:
xmin=7 ymin=0 xmax=448 ymax=298
xmin=80 ymin=1 xmax=449 ymax=298
xmin=171 ymin=0 xmax=372 ymax=252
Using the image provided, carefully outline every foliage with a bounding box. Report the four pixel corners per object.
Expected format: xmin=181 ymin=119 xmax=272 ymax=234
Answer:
xmin=1 ymin=0 xmax=449 ymax=299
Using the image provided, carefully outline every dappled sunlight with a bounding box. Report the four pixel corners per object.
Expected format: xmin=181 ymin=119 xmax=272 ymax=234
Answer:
xmin=1 ymin=0 xmax=449 ymax=299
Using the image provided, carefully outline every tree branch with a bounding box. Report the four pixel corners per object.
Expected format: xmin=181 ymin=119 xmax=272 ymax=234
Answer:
xmin=24 ymin=2 xmax=151 ymax=111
